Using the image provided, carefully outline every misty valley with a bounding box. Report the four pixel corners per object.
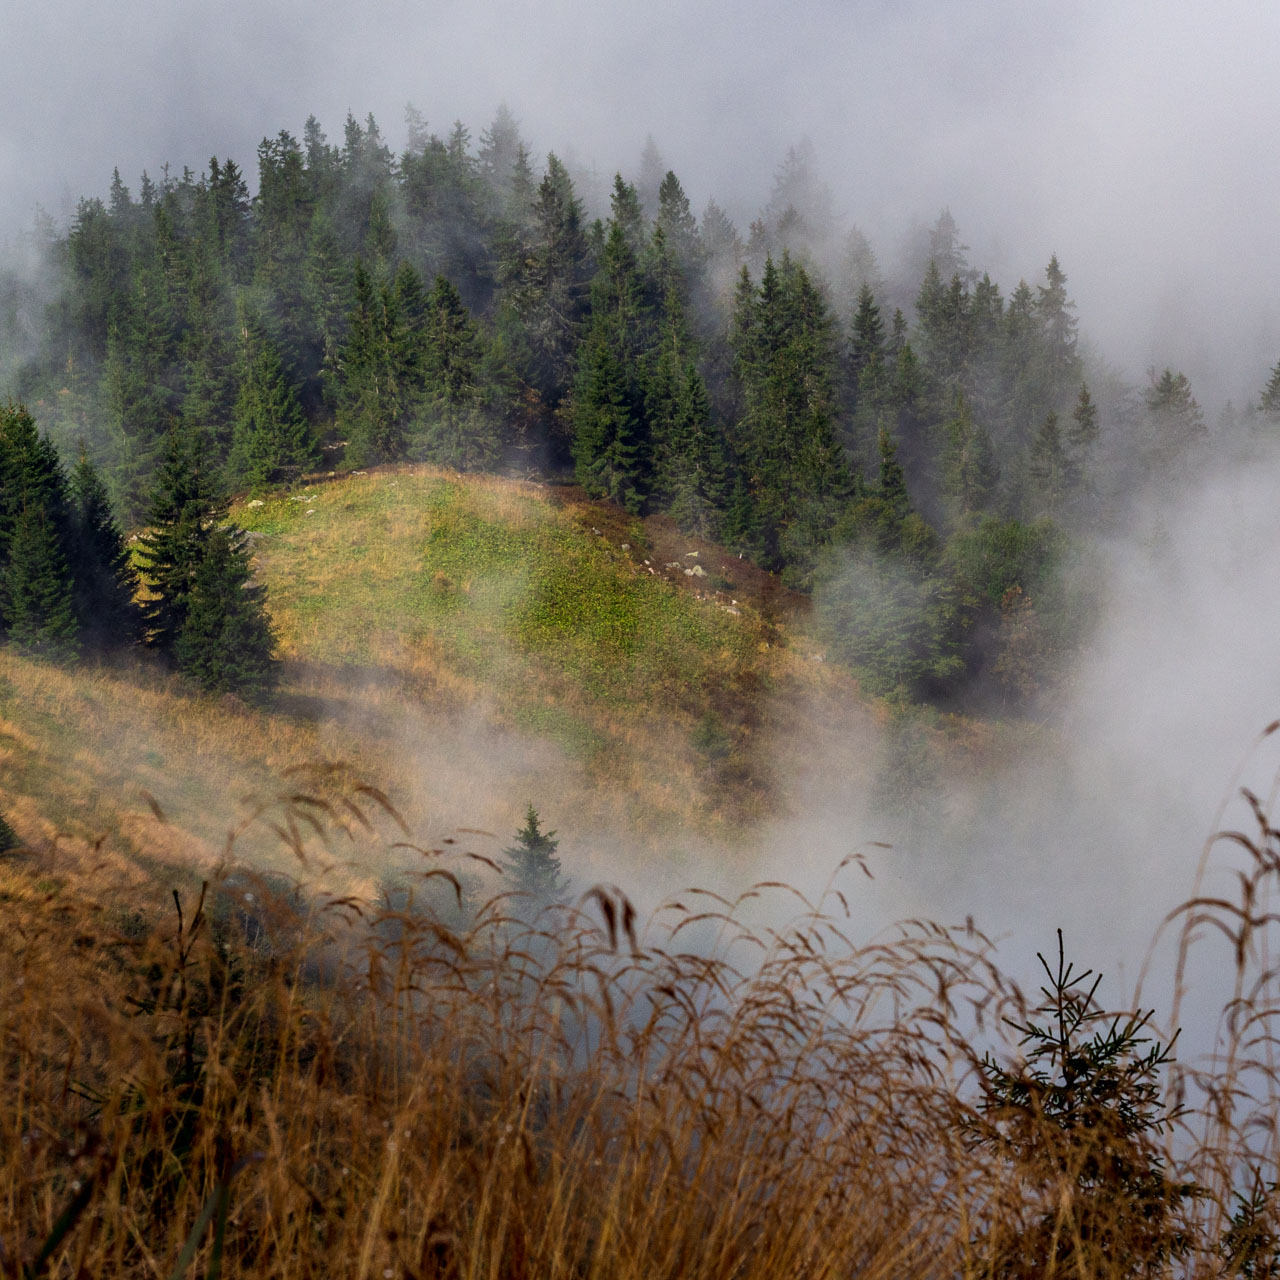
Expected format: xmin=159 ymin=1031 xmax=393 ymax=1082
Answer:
xmin=3 ymin=103 xmax=1280 ymax=1277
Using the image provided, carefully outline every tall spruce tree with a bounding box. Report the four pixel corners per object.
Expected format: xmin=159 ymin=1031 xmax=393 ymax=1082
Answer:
xmin=1035 ymin=254 xmax=1081 ymax=399
xmin=730 ymin=255 xmax=854 ymax=580
xmin=1028 ymin=410 xmax=1076 ymax=516
xmin=663 ymin=363 xmax=726 ymax=538
xmin=337 ymin=262 xmax=413 ymax=465
xmin=419 ymin=275 xmax=501 ymax=469
xmin=227 ymin=307 xmax=319 ymax=489
xmin=1259 ymin=359 xmax=1280 ymax=423
xmin=571 ymin=337 xmax=648 ymax=512
xmin=3 ymin=503 xmax=79 ymax=661
xmin=496 ymin=153 xmax=591 ymax=414
xmin=1143 ymin=367 xmax=1205 ymax=469
xmin=68 ymin=451 xmax=141 ymax=651
xmin=173 ymin=523 xmax=277 ymax=702
xmin=942 ymin=393 xmax=999 ymax=525
xmin=135 ymin=427 xmax=224 ymax=656
xmin=0 ymin=406 xmax=81 ymax=656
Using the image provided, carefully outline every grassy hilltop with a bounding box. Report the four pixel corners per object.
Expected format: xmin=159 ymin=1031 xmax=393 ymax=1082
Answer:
xmin=0 ymin=463 xmax=887 ymax=901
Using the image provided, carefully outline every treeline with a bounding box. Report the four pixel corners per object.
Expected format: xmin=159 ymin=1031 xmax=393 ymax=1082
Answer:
xmin=0 ymin=404 xmax=276 ymax=699
xmin=1 ymin=107 xmax=1266 ymax=703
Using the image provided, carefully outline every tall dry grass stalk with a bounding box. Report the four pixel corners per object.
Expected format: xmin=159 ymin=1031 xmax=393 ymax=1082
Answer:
xmin=4 ymin=765 xmax=1280 ymax=1278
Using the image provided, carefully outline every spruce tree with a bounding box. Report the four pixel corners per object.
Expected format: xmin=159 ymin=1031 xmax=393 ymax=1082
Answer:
xmin=1143 ymin=367 xmax=1205 ymax=469
xmin=3 ymin=503 xmax=80 ymax=661
xmin=663 ymin=364 xmax=726 ymax=538
xmin=0 ymin=809 xmax=18 ymax=853
xmin=337 ymin=262 xmax=412 ymax=466
xmin=495 ymin=153 xmax=591 ymax=413
xmin=1035 ymin=254 xmax=1081 ymax=398
xmin=174 ymin=524 xmax=277 ymax=702
xmin=1069 ymin=382 xmax=1100 ymax=451
xmin=1028 ymin=410 xmax=1076 ymax=516
xmin=501 ymin=804 xmax=566 ymax=903
xmin=655 ymin=170 xmax=701 ymax=278
xmin=68 ymin=452 xmax=142 ymax=651
xmin=730 ymin=255 xmax=854 ymax=579
xmin=849 ymin=284 xmax=886 ymax=386
xmin=0 ymin=406 xmax=83 ymax=655
xmin=135 ymin=428 xmax=224 ymax=656
xmin=836 ymin=226 xmax=883 ymax=320
xmin=572 ymin=337 xmax=649 ymax=512
xmin=942 ymin=393 xmax=999 ymax=524
xmin=305 ymin=212 xmax=352 ymax=404
xmin=877 ymin=428 xmax=910 ymax=520
xmin=1260 ymin=359 xmax=1280 ymax=422
xmin=419 ymin=275 xmax=501 ymax=469
xmin=227 ymin=309 xmax=319 ymax=490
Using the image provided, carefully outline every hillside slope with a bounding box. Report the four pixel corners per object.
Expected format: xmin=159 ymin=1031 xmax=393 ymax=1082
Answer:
xmin=0 ymin=465 xmax=885 ymax=901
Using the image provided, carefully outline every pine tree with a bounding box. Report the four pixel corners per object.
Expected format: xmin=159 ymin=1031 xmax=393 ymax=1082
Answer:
xmin=0 ymin=406 xmax=83 ymax=654
xmin=68 ymin=451 xmax=141 ymax=651
xmin=917 ymin=267 xmax=971 ymax=389
xmin=663 ymin=363 xmax=726 ymax=538
xmin=836 ymin=226 xmax=883 ymax=320
xmin=253 ymin=130 xmax=314 ymax=379
xmin=1143 ymin=367 xmax=1205 ymax=468
xmin=1028 ymin=410 xmax=1076 ymax=516
xmin=305 ymin=212 xmax=352 ymax=405
xmin=496 ymin=153 xmax=591 ymax=413
xmin=0 ymin=405 xmax=49 ymax=569
xmin=3 ymin=503 xmax=79 ymax=661
xmin=102 ymin=263 xmax=182 ymax=521
xmin=655 ymin=170 xmax=701 ymax=278
xmin=1259 ymin=359 xmax=1280 ymax=423
xmin=501 ymin=804 xmax=566 ymax=903
xmin=699 ymin=199 xmax=742 ymax=278
xmin=419 ymin=275 xmax=501 ymax=469
xmin=637 ymin=136 xmax=666 ymax=219
xmin=927 ymin=207 xmax=969 ymax=280
xmin=1035 ymin=254 xmax=1081 ymax=398
xmin=729 ymin=255 xmax=854 ymax=577
xmin=173 ymin=524 xmax=277 ymax=702
xmin=337 ymin=262 xmax=412 ymax=466
xmin=0 ymin=809 xmax=18 ymax=853
xmin=1069 ymin=382 xmax=1100 ymax=451
xmin=135 ymin=428 xmax=224 ymax=656
xmin=478 ymin=104 xmax=526 ymax=205
xmin=942 ymin=393 xmax=999 ymax=524
xmin=572 ymin=337 xmax=648 ymax=512
xmin=877 ymin=428 xmax=910 ymax=520
xmin=227 ymin=308 xmax=318 ymax=489
xmin=609 ymin=175 xmax=647 ymax=253
xmin=970 ymin=933 xmax=1195 ymax=1279
xmin=850 ymin=284 xmax=886 ymax=385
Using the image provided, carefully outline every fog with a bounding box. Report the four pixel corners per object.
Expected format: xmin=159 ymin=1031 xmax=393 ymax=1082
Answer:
xmin=772 ymin=436 xmax=1280 ymax=1025
xmin=6 ymin=0 xmax=1280 ymax=406
xmin=7 ymin=0 xmax=1280 ymax=1011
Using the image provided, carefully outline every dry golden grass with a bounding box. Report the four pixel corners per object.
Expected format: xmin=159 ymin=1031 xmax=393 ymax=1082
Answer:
xmin=5 ymin=766 xmax=1280 ymax=1279
xmin=0 ymin=464 xmax=894 ymax=914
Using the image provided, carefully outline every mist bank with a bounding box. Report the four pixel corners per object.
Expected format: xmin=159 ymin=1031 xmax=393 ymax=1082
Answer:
xmin=757 ymin=430 xmax=1280 ymax=1009
xmin=9 ymin=0 xmax=1280 ymax=405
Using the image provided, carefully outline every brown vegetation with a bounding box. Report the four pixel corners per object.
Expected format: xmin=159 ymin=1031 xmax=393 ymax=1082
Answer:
xmin=4 ymin=766 xmax=1280 ymax=1278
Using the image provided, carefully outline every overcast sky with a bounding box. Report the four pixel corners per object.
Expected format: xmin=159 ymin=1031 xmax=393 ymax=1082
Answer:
xmin=4 ymin=0 xmax=1279 ymax=402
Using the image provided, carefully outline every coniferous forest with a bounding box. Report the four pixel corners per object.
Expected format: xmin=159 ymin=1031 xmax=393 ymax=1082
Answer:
xmin=14 ymin=87 xmax=1280 ymax=1280
xmin=0 ymin=106 xmax=1274 ymax=704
